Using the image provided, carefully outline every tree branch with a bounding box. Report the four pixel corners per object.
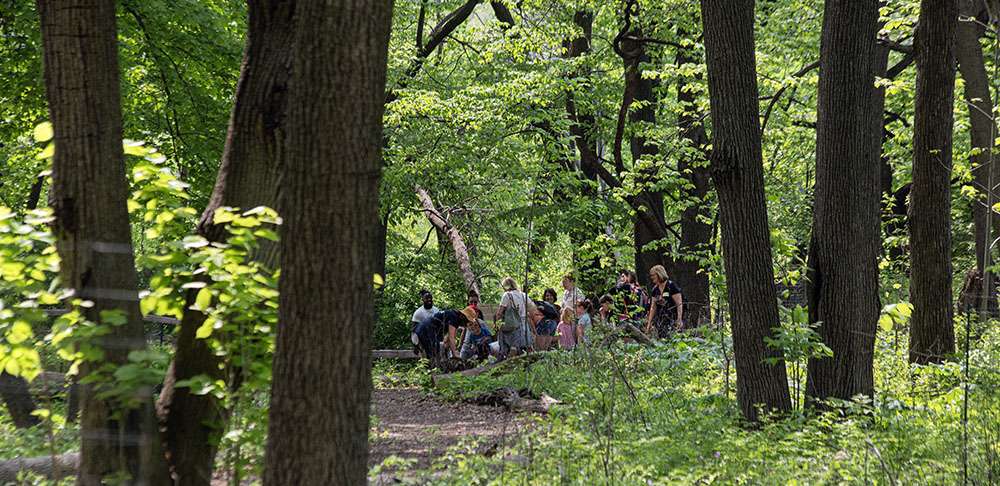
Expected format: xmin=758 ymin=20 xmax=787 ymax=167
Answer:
xmin=760 ymin=60 xmax=820 ymax=134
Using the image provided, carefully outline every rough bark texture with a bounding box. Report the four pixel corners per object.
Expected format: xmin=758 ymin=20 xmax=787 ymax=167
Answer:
xmin=806 ymin=0 xmax=880 ymax=404
xmin=622 ymin=27 xmax=667 ymax=287
xmin=36 ymin=1 xmax=169 ymax=484
xmin=956 ymin=1 xmax=999 ymax=315
xmin=414 ymin=184 xmax=480 ymax=295
xmin=675 ymin=33 xmax=713 ymax=327
xmin=0 ymin=371 xmax=40 ymax=428
xmin=261 ymin=0 xmax=393 ymax=484
xmin=700 ymin=0 xmax=792 ymax=421
xmin=909 ymin=0 xmax=957 ymax=363
xmin=564 ymin=10 xmax=605 ymax=293
xmin=154 ymin=2 xmax=294 ymax=484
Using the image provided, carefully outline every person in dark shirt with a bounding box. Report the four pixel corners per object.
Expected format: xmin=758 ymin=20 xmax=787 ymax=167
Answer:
xmin=608 ymin=269 xmax=649 ymax=323
xmin=646 ymin=265 xmax=683 ymax=339
xmin=414 ymin=306 xmax=477 ymax=365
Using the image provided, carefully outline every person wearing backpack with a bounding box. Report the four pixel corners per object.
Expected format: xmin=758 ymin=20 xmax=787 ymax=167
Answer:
xmin=645 ymin=265 xmax=683 ymax=339
xmin=608 ymin=269 xmax=649 ymax=325
xmin=531 ymin=298 xmax=560 ymax=351
xmin=495 ymin=277 xmax=529 ymax=358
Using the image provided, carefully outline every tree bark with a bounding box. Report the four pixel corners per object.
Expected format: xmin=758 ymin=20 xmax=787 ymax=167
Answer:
xmin=261 ymin=0 xmax=393 ymax=484
xmin=413 ymin=184 xmax=480 ymax=295
xmin=956 ymin=1 xmax=999 ymax=315
xmin=0 ymin=372 xmax=39 ymax=428
xmin=701 ymin=0 xmax=792 ymax=421
xmin=619 ymin=18 xmax=667 ymax=287
xmin=909 ymin=0 xmax=957 ymax=363
xmin=37 ymin=1 xmax=169 ymax=483
xmin=806 ymin=0 xmax=880 ymax=404
xmin=563 ymin=10 xmax=605 ymax=293
xmin=154 ymin=2 xmax=295 ymax=484
xmin=675 ymin=30 xmax=713 ymax=327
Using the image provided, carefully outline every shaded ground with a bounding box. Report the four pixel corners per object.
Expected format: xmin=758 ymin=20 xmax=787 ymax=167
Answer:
xmin=369 ymin=386 xmax=529 ymax=475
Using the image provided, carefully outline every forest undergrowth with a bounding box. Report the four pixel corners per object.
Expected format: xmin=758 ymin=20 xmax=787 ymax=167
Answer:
xmin=373 ymin=319 xmax=1000 ymax=485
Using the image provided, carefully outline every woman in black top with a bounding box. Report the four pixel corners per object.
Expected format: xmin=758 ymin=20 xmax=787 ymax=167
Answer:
xmin=646 ymin=265 xmax=683 ymax=339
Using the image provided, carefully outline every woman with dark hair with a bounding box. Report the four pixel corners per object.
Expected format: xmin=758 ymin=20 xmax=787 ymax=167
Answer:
xmin=542 ymin=287 xmax=561 ymax=314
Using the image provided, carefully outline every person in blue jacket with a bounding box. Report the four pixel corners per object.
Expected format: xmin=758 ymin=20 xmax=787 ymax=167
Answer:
xmin=414 ymin=305 xmax=478 ymax=365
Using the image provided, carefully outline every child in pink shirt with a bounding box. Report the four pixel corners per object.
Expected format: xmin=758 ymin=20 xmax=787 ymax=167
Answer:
xmin=557 ymin=307 xmax=576 ymax=349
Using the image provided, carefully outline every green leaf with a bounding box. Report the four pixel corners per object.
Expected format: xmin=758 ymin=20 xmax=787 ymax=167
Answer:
xmin=193 ymin=288 xmax=213 ymax=311
xmin=195 ymin=317 xmax=217 ymax=339
xmin=34 ymin=122 xmax=53 ymax=142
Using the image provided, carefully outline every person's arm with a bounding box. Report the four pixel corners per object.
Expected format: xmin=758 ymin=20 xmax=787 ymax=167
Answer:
xmin=447 ymin=325 xmax=460 ymax=356
xmin=646 ymin=300 xmax=657 ymax=334
xmin=672 ymin=293 xmax=683 ymax=328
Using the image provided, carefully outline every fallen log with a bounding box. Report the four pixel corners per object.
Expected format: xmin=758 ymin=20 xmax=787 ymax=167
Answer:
xmin=0 ymin=452 xmax=78 ymax=484
xmin=618 ymin=323 xmax=656 ymax=346
xmin=470 ymin=387 xmax=563 ymax=414
xmin=431 ymin=353 xmax=543 ymax=387
xmin=371 ymin=349 xmax=419 ymax=359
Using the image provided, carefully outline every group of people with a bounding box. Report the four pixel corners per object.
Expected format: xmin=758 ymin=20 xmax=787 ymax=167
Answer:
xmin=408 ymin=267 xmax=685 ymax=367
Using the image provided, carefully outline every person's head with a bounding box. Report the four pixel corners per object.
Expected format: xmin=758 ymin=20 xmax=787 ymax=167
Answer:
xmin=459 ymin=306 xmax=478 ymax=325
xmin=467 ymin=318 xmax=483 ymax=334
xmin=420 ymin=290 xmax=434 ymax=309
xmin=599 ymin=294 xmax=613 ymax=313
xmin=561 ymin=271 xmax=576 ymax=291
xmin=575 ymin=298 xmax=592 ymax=315
xmin=467 ymin=289 xmax=480 ymax=307
xmin=543 ymin=287 xmax=558 ymax=304
xmin=649 ymin=265 xmax=668 ymax=284
xmin=560 ymin=307 xmax=574 ymax=323
xmin=501 ymin=277 xmax=519 ymax=292
xmin=619 ymin=269 xmax=637 ymax=284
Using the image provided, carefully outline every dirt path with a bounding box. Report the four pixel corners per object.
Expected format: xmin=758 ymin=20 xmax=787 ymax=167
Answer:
xmin=369 ymin=387 xmax=529 ymax=475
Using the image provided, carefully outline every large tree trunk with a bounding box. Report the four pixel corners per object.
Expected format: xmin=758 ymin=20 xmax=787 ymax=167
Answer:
xmin=700 ymin=0 xmax=791 ymax=421
xmin=675 ymin=30 xmax=713 ymax=327
xmin=155 ymin=2 xmax=294 ymax=484
xmin=414 ymin=184 xmax=480 ymax=295
xmin=261 ymin=0 xmax=393 ymax=484
xmin=909 ymin=0 xmax=957 ymax=363
xmin=0 ymin=372 xmax=39 ymax=429
xmin=37 ymin=1 xmax=169 ymax=484
xmin=806 ymin=0 xmax=880 ymax=404
xmin=956 ymin=1 xmax=999 ymax=316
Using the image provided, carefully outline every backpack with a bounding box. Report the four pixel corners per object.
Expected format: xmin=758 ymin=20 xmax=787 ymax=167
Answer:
xmin=500 ymin=292 xmax=523 ymax=332
xmin=534 ymin=300 xmax=559 ymax=321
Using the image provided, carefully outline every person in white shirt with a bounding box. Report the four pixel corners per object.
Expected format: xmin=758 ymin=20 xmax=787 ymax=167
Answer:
xmin=410 ymin=290 xmax=439 ymax=352
xmin=495 ymin=277 xmax=530 ymax=358
xmin=411 ymin=290 xmax=439 ymax=330
xmin=561 ymin=271 xmax=585 ymax=313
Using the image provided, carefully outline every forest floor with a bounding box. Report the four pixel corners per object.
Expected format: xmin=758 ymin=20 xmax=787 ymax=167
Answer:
xmin=368 ymin=386 xmax=529 ymax=483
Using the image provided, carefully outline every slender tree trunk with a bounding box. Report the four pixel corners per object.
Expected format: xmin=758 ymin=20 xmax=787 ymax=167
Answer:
xmin=805 ymin=0 xmax=880 ymax=404
xmin=37 ymin=1 xmax=169 ymax=483
xmin=414 ymin=184 xmax=480 ymax=295
xmin=564 ymin=10 xmax=605 ymax=293
xmin=261 ymin=0 xmax=393 ymax=484
xmin=956 ymin=2 xmax=999 ymax=315
xmin=155 ymin=2 xmax=294 ymax=483
xmin=675 ymin=30 xmax=713 ymax=327
xmin=623 ymin=29 xmax=667 ymax=287
xmin=701 ymin=0 xmax=792 ymax=421
xmin=909 ymin=0 xmax=957 ymax=363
